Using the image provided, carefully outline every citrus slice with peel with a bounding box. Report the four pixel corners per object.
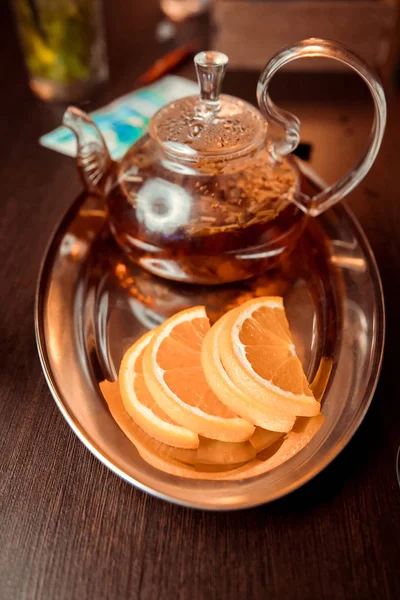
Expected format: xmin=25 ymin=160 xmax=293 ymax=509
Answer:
xmin=101 ymin=380 xmax=249 ymax=477
xmin=202 ymin=311 xmax=297 ymax=432
xmin=119 ymin=330 xmax=199 ymax=449
xmin=142 ymin=306 xmax=255 ymax=442
xmin=217 ymin=297 xmax=321 ymax=417
xmin=196 ymin=438 xmax=256 ymax=465
xmin=249 ymin=427 xmax=285 ymax=453
xmin=101 ymin=381 xmax=324 ymax=481
xmin=219 ymin=415 xmax=325 ymax=480
xmin=100 ymin=380 xmax=198 ymax=470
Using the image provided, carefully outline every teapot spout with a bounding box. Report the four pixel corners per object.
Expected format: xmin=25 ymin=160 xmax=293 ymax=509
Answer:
xmin=63 ymin=107 xmax=112 ymax=195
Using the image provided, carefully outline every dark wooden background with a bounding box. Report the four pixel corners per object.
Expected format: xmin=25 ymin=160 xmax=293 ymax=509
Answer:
xmin=1 ymin=1 xmax=399 ymax=599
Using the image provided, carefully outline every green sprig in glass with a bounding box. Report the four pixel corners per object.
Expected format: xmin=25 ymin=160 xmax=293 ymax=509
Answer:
xmin=13 ymin=0 xmax=108 ymax=102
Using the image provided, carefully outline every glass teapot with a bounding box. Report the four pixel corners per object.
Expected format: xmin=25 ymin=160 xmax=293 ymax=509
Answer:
xmin=63 ymin=38 xmax=386 ymax=284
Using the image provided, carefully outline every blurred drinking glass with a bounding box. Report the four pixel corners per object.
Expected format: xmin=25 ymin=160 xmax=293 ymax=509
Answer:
xmin=12 ymin=0 xmax=108 ymax=102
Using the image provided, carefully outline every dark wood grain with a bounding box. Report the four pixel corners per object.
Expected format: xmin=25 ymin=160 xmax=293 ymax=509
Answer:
xmin=1 ymin=1 xmax=400 ymax=599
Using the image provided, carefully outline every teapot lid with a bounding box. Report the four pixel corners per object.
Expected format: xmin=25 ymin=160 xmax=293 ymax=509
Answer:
xmin=149 ymin=51 xmax=266 ymax=160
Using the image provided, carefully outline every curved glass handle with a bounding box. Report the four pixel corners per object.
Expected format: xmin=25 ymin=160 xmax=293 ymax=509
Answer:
xmin=257 ymin=38 xmax=387 ymax=216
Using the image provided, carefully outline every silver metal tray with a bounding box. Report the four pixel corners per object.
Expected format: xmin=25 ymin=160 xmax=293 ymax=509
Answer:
xmin=35 ymin=170 xmax=385 ymax=510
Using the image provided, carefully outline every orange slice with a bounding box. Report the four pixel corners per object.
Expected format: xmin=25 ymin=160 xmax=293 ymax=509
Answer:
xmin=201 ymin=311 xmax=296 ymax=432
xmin=310 ymin=357 xmax=333 ymax=402
xmin=217 ymin=297 xmax=321 ymax=417
xmin=100 ymin=381 xmax=324 ymax=481
xmin=101 ymin=380 xmax=250 ymax=477
xmin=249 ymin=427 xmax=285 ymax=453
xmin=119 ymin=330 xmax=199 ymax=449
xmin=142 ymin=306 xmax=255 ymax=442
xmin=219 ymin=415 xmax=325 ymax=480
xmin=196 ymin=438 xmax=256 ymax=466
xmin=100 ymin=380 xmax=198 ymax=472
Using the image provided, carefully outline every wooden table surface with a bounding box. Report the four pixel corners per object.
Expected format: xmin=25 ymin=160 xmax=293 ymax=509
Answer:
xmin=1 ymin=2 xmax=399 ymax=599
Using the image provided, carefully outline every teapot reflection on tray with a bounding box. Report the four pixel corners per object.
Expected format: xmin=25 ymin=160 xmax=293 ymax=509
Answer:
xmin=63 ymin=38 xmax=386 ymax=284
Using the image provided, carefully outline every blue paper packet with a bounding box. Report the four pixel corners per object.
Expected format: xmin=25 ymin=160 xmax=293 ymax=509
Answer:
xmin=39 ymin=76 xmax=198 ymax=160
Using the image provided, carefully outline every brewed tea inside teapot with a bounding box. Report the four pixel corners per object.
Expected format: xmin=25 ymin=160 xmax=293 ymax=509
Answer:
xmin=63 ymin=39 xmax=386 ymax=284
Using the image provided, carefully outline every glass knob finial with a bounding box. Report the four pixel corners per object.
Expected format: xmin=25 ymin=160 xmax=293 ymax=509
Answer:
xmin=194 ymin=51 xmax=228 ymax=108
